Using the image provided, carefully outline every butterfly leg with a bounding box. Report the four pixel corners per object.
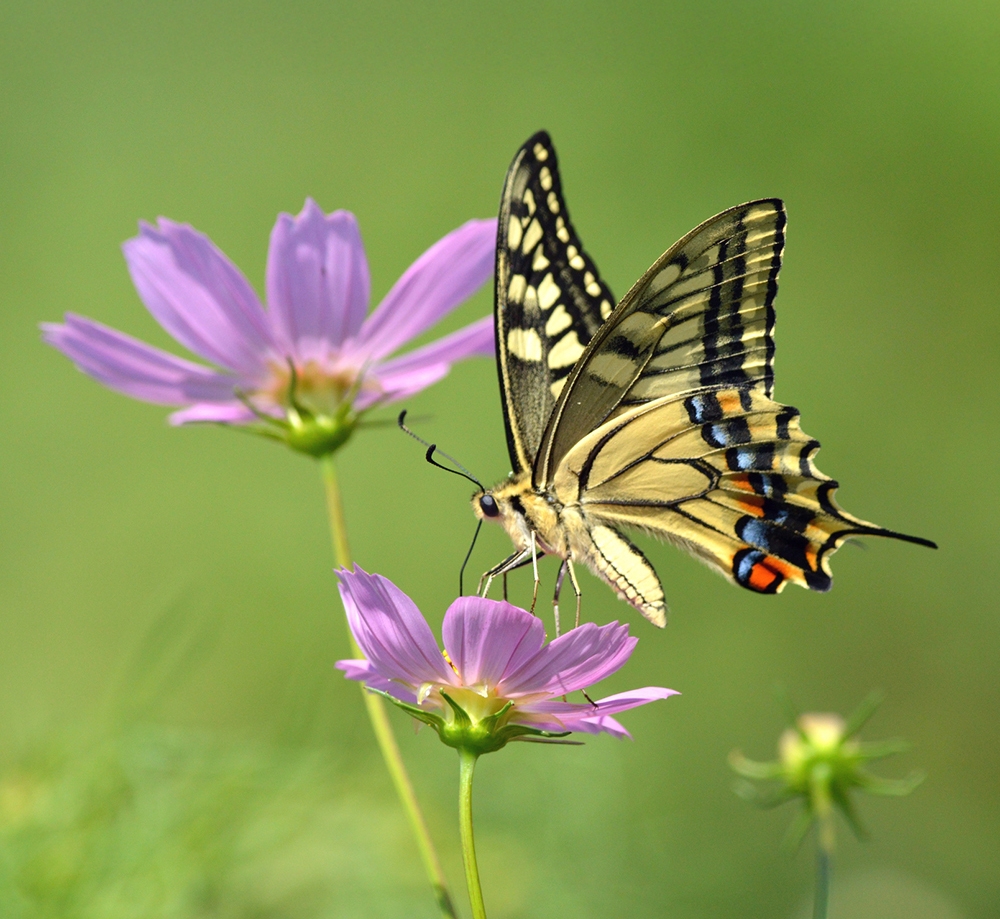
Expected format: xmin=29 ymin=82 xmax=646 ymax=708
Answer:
xmin=479 ymin=548 xmax=533 ymax=599
xmin=567 ymin=560 xmax=583 ymax=629
xmin=552 ymin=561 xmax=568 ymax=637
xmin=529 ymin=531 xmax=540 ymax=614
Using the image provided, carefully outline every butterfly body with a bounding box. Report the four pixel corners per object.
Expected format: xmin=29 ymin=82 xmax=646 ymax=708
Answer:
xmin=475 ymin=132 xmax=934 ymax=627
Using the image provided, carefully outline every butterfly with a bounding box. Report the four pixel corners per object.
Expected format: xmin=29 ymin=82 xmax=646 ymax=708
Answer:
xmin=472 ymin=131 xmax=935 ymax=629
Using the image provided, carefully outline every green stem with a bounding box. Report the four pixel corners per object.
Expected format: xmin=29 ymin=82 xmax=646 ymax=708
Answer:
xmin=320 ymin=454 xmax=457 ymax=919
xmin=813 ymin=819 xmax=832 ymax=919
xmin=458 ymin=749 xmax=488 ymax=919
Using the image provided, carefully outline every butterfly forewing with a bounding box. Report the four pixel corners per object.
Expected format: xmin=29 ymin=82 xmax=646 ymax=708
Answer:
xmin=496 ymin=131 xmax=616 ymax=472
xmin=535 ymin=199 xmax=784 ymax=486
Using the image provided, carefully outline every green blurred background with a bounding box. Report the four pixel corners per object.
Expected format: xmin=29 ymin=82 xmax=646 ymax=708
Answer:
xmin=1 ymin=2 xmax=997 ymax=916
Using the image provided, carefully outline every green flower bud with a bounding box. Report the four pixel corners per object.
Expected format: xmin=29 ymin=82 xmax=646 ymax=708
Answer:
xmin=730 ymin=693 xmax=923 ymax=852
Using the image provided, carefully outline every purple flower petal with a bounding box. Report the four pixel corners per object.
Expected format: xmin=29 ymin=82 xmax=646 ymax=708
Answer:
xmin=266 ymin=201 xmax=371 ymax=359
xmin=355 ymin=315 xmax=496 ymax=411
xmin=42 ymin=314 xmax=240 ymax=404
xmin=123 ymin=220 xmax=277 ymax=375
xmin=373 ymin=315 xmax=495 ymax=378
xmin=522 ymin=687 xmax=678 ymax=719
xmin=338 ymin=567 xmax=456 ymax=687
xmin=168 ymin=402 xmax=260 ymax=426
xmin=353 ymin=364 xmax=452 ymax=413
xmin=357 ymin=219 xmax=496 ymax=362
xmin=520 ymin=688 xmax=677 ymax=737
xmin=538 ymin=623 xmax=637 ymax=696
xmin=442 ymin=597 xmax=545 ymax=689
xmin=336 ymin=659 xmax=419 ymax=705
xmin=574 ymin=714 xmax=632 ymax=738
xmin=501 ymin=621 xmax=636 ymax=696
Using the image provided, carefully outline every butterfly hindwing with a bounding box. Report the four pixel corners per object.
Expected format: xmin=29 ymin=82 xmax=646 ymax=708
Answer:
xmin=496 ymin=131 xmax=617 ymax=472
xmin=553 ymin=385 xmax=935 ymax=607
xmin=535 ymin=199 xmax=785 ymax=485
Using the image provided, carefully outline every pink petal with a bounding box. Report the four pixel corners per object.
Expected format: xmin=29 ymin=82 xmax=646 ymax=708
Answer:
xmin=576 ymin=715 xmax=632 ymax=738
xmin=266 ymin=201 xmax=371 ymax=358
xmin=501 ymin=621 xmax=636 ymax=696
xmin=373 ymin=315 xmax=495 ymax=378
xmin=520 ymin=688 xmax=677 ymax=737
xmin=442 ymin=597 xmax=545 ymax=688
xmin=539 ymin=623 xmax=637 ymax=696
xmin=523 ymin=688 xmax=678 ymax=718
xmin=336 ymin=659 xmax=419 ymax=705
xmin=168 ymin=402 xmax=261 ymax=426
xmin=357 ymin=219 xmax=496 ymax=361
xmin=353 ymin=364 xmax=452 ymax=413
xmin=337 ymin=567 xmax=456 ymax=687
xmin=355 ymin=315 xmax=495 ymax=410
xmin=41 ymin=314 xmax=240 ymax=405
xmin=123 ymin=219 xmax=276 ymax=375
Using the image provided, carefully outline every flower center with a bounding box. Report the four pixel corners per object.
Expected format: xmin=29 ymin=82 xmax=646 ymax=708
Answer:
xmin=258 ymin=358 xmax=378 ymax=417
xmin=442 ymin=686 xmax=510 ymax=725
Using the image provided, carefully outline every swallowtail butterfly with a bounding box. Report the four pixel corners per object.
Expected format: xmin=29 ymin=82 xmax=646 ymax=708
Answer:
xmin=473 ymin=131 xmax=934 ymax=628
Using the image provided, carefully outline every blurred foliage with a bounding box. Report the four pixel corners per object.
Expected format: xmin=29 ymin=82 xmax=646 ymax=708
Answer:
xmin=1 ymin=1 xmax=997 ymax=917
xmin=0 ymin=725 xmax=431 ymax=919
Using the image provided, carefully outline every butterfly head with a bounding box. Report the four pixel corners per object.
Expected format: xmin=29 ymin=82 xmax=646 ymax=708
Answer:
xmin=472 ymin=472 xmax=530 ymax=527
xmin=471 ymin=481 xmax=522 ymax=530
xmin=472 ymin=472 xmax=562 ymax=557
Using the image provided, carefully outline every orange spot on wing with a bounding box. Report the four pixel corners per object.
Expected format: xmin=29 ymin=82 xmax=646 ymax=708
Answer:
xmin=735 ymin=494 xmax=766 ymax=516
xmin=717 ymin=392 xmax=744 ymax=414
xmin=748 ymin=561 xmax=781 ymax=592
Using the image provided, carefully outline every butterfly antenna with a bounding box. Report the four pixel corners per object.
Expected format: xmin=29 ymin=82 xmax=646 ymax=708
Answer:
xmin=459 ymin=519 xmax=484 ymax=597
xmin=397 ymin=411 xmax=484 ymax=488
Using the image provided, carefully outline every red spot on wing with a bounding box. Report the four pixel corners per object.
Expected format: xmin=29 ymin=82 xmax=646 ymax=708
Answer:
xmin=748 ymin=560 xmax=782 ymax=592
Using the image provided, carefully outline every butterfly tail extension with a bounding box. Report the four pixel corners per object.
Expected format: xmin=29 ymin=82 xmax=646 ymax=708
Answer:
xmin=687 ymin=387 xmax=936 ymax=593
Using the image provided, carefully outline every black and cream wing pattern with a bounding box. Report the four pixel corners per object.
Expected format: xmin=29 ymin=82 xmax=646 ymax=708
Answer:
xmin=541 ymin=202 xmax=935 ymax=619
xmin=494 ymin=131 xmax=616 ymax=473
xmin=478 ymin=135 xmax=935 ymax=628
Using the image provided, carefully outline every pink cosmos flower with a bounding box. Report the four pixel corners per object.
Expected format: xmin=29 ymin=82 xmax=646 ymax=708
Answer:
xmin=42 ymin=200 xmax=496 ymax=452
xmin=336 ymin=567 xmax=676 ymax=750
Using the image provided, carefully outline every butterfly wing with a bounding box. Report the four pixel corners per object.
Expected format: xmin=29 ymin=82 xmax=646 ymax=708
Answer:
xmin=535 ymin=199 xmax=785 ymax=485
xmin=495 ymin=131 xmax=617 ymax=472
xmin=552 ymin=386 xmax=935 ymax=618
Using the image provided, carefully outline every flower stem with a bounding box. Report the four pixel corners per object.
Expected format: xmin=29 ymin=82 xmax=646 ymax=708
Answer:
xmin=458 ymin=749 xmax=488 ymax=919
xmin=319 ymin=454 xmax=457 ymax=919
xmin=813 ymin=818 xmax=833 ymax=919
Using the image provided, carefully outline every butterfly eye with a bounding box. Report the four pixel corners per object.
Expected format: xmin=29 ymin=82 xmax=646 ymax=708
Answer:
xmin=479 ymin=495 xmax=500 ymax=518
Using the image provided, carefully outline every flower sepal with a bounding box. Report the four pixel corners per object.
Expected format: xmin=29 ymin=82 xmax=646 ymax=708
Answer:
xmin=372 ymin=689 xmax=573 ymax=756
xmin=282 ymin=402 xmax=358 ymax=458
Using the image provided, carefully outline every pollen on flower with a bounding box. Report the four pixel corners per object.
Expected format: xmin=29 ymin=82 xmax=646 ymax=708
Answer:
xmin=442 ymin=649 xmax=460 ymax=676
xmin=260 ymin=358 xmax=380 ymax=417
